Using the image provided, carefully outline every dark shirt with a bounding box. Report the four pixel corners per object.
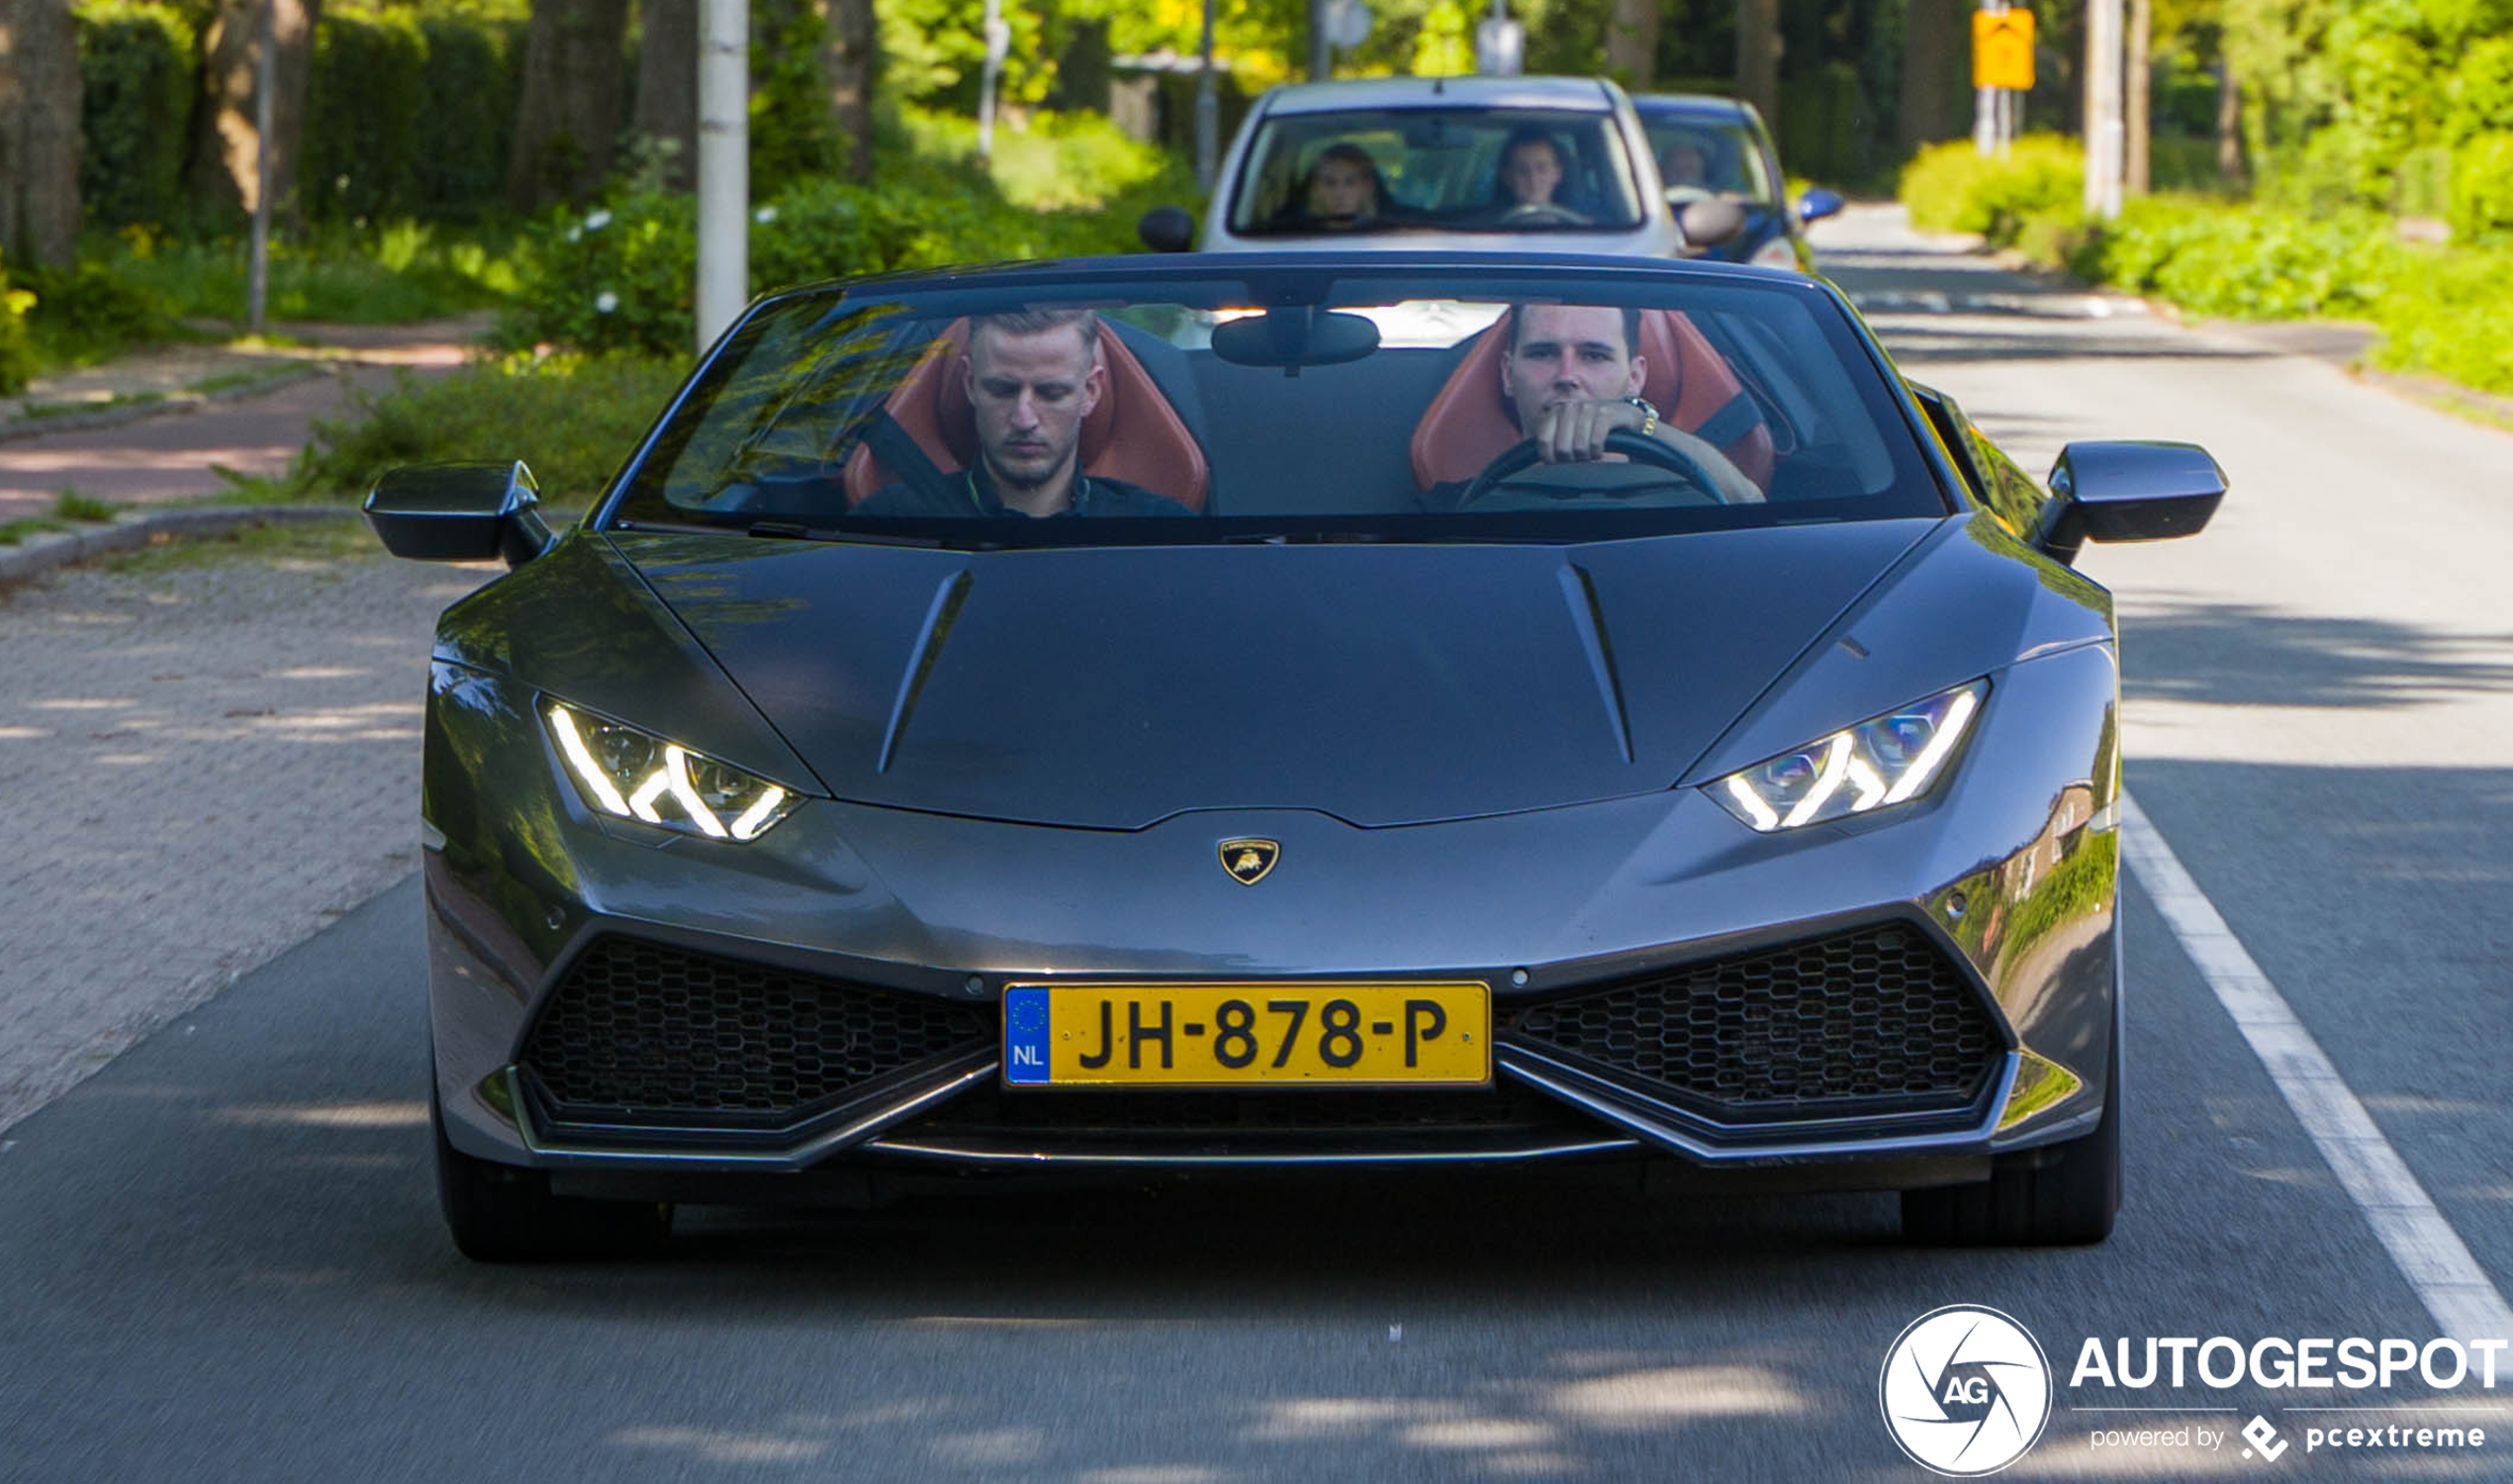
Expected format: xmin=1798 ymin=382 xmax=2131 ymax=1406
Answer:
xmin=856 ymin=462 xmax=1192 ymax=519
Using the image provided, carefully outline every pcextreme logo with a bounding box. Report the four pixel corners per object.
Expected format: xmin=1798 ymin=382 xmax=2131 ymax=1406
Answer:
xmin=1880 ymin=1305 xmax=2055 ymax=1475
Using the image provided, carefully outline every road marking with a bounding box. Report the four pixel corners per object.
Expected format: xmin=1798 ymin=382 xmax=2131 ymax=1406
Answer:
xmin=2121 ymin=791 xmax=2511 ymax=1345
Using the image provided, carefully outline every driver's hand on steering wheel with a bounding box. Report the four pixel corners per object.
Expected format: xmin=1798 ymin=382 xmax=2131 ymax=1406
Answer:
xmin=1529 ymin=397 xmax=1766 ymax=504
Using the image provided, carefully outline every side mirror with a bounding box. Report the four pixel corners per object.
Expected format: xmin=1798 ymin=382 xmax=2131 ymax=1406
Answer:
xmin=364 ymin=460 xmax=553 ymax=569
xmin=1137 ymin=207 xmax=1196 ymax=253
xmin=1798 ymin=187 xmax=1844 ymax=224
xmin=2036 ymin=441 xmax=2226 ymax=565
xmin=1676 ymin=197 xmax=1746 ymax=248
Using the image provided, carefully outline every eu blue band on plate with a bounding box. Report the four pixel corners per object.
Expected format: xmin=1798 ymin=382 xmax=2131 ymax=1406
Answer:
xmin=1002 ymin=986 xmax=1051 ymax=1084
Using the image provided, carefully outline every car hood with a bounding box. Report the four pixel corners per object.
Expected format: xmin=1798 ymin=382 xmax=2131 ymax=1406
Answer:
xmin=612 ymin=521 xmax=1943 ymax=830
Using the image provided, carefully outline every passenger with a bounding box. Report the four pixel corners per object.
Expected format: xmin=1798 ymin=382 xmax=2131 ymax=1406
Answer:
xmin=857 ymin=310 xmax=1193 ymax=519
xmin=1658 ymin=139 xmax=1717 ymax=201
xmin=1425 ymin=303 xmax=1763 ymax=508
xmin=1491 ymin=128 xmax=1590 ymax=223
xmin=1282 ymin=142 xmax=1393 ymax=230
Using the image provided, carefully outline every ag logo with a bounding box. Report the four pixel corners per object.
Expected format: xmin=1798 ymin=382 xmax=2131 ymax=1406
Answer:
xmin=1218 ymin=838 xmax=1279 ymax=885
xmin=1879 ymin=1305 xmax=2052 ymax=1475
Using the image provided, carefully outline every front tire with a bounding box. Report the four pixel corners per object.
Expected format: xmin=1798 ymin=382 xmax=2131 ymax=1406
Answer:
xmin=1902 ymin=1038 xmax=2121 ymax=1247
xmin=434 ymin=1095 xmax=671 ymax=1262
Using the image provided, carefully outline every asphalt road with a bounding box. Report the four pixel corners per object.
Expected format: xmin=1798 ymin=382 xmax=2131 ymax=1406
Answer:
xmin=3 ymin=209 xmax=2508 ymax=1481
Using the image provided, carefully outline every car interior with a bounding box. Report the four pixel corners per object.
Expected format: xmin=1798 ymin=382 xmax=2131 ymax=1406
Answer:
xmin=1231 ymin=111 xmax=1644 ymax=233
xmin=648 ymin=285 xmax=1931 ymax=529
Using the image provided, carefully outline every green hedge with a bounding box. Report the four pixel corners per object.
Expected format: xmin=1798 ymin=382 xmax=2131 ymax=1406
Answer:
xmin=75 ymin=0 xmax=195 ymax=232
xmin=302 ymin=9 xmax=522 ymax=225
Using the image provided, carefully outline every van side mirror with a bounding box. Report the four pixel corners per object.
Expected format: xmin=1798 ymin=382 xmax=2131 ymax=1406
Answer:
xmin=2037 ymin=441 xmax=2226 ymax=565
xmin=364 ymin=460 xmax=553 ymax=569
xmin=1798 ymin=187 xmax=1844 ymax=224
xmin=1137 ymin=207 xmax=1196 ymax=253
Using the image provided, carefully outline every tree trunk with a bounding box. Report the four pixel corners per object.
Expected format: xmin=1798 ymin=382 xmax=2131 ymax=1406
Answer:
xmin=2125 ymin=0 xmax=2151 ymax=195
xmin=1897 ymin=0 xmax=1968 ymax=152
xmin=186 ymin=0 xmax=321 ymax=227
xmin=2214 ymin=59 xmax=2243 ymax=185
xmin=631 ymin=0 xmax=697 ymax=190
xmin=0 ymin=0 xmax=83 ymax=266
xmin=819 ymin=0 xmax=874 ymax=184
xmin=1603 ymin=0 xmax=1657 ymax=92
xmin=1734 ymin=0 xmax=1780 ymax=135
xmin=508 ymin=0 xmax=630 ymax=213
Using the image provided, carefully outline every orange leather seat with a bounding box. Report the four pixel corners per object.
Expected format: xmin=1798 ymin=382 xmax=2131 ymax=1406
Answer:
xmin=842 ymin=318 xmax=1210 ymax=510
xmin=1408 ymin=309 xmax=1777 ymax=492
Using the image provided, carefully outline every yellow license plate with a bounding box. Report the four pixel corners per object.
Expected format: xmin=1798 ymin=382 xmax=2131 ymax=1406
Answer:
xmin=1000 ymin=982 xmax=1490 ymax=1087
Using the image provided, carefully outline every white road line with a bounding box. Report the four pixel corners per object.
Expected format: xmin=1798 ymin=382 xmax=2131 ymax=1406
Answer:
xmin=2120 ymin=791 xmax=2512 ymax=1345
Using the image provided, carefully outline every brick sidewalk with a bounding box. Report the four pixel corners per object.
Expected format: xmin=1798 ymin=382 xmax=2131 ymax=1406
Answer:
xmin=0 ymin=535 xmax=496 ymax=1133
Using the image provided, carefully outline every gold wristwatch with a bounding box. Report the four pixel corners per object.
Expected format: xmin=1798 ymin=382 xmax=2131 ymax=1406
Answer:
xmin=1624 ymin=395 xmax=1659 ymax=437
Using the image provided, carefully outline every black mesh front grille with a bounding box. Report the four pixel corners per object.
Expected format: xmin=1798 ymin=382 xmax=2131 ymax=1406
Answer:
xmin=907 ymin=1083 xmax=1583 ymax=1141
xmin=521 ymin=937 xmax=993 ymax=1122
xmin=1506 ymin=923 xmax=2001 ymax=1120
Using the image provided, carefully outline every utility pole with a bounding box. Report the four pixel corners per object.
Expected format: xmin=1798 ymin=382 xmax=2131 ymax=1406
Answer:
xmin=1194 ymin=0 xmax=1217 ymax=189
xmin=2125 ymin=0 xmax=2152 ymax=195
xmin=977 ymin=0 xmax=1007 ymax=160
xmin=246 ymin=0 xmax=275 ymax=334
xmin=2084 ymin=0 xmax=2124 ymax=219
xmin=1308 ymin=0 xmax=1330 ymax=80
xmin=694 ymin=0 xmax=747 ymax=353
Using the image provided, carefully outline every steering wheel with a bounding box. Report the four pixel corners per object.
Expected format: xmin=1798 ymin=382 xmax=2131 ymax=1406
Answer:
xmin=1499 ymin=201 xmax=1589 ymax=225
xmin=1455 ymin=428 xmax=1727 ymax=510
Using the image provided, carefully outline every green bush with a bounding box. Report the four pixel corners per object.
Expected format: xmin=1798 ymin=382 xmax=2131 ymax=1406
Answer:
xmin=292 ymin=352 xmax=686 ymax=501
xmin=896 ymin=104 xmax=1193 ymax=211
xmin=1900 ymin=136 xmax=2086 ymax=245
xmin=75 ymin=0 xmax=195 ymax=231
xmin=2074 ymin=197 xmax=2401 ymax=320
xmin=2367 ymin=246 xmax=2513 ymax=395
xmin=1 ymin=272 xmax=36 ymax=395
xmin=15 ymin=259 xmax=179 ymax=367
xmin=502 ymin=165 xmax=1169 ymax=356
xmin=2450 ymin=133 xmax=2513 ymax=243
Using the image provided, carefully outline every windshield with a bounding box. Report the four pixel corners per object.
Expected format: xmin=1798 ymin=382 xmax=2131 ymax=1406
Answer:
xmin=1640 ymin=117 xmax=1779 ymax=207
xmin=1226 ymin=109 xmax=1646 ymax=235
xmin=605 ymin=266 xmax=1948 ymax=548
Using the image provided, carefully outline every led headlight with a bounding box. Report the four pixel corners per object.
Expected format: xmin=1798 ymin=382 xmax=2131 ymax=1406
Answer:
xmin=543 ymin=700 xmax=798 ymax=842
xmin=1711 ymin=681 xmax=1987 ymax=833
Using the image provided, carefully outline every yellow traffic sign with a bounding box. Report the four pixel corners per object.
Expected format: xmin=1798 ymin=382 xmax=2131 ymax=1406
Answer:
xmin=1973 ymin=8 xmax=2035 ymax=91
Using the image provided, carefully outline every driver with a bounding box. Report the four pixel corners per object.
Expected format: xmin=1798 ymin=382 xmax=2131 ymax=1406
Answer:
xmin=856 ymin=309 xmax=1193 ymax=519
xmin=1491 ymin=129 xmax=1591 ymax=224
xmin=1425 ymin=303 xmax=1765 ymax=509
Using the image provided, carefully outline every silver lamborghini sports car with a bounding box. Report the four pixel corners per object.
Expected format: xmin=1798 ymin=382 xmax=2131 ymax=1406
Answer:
xmin=369 ymin=253 xmax=2223 ymax=1259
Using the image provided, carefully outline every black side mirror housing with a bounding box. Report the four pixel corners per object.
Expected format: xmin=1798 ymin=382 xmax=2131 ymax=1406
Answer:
xmin=2037 ymin=441 xmax=2226 ymax=565
xmin=1137 ymin=207 xmax=1196 ymax=253
xmin=364 ymin=460 xmax=553 ymax=569
xmin=1676 ymin=197 xmax=1747 ymax=249
xmin=1798 ymin=187 xmax=1845 ymax=223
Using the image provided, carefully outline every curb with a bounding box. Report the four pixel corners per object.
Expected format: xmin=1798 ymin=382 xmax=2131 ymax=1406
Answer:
xmin=0 ymin=362 xmax=334 ymax=445
xmin=0 ymin=504 xmax=358 ymax=588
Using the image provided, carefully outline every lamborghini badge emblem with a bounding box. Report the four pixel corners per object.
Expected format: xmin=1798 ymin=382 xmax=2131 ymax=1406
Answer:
xmin=1219 ymin=838 xmax=1280 ymax=885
